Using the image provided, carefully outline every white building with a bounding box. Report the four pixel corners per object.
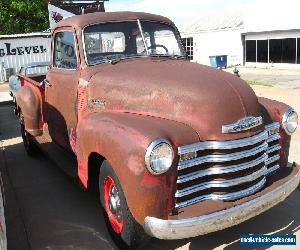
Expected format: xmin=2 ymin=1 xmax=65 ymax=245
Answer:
xmin=180 ymin=1 xmax=300 ymax=68
xmin=0 ymin=32 xmax=50 ymax=82
xmin=180 ymin=9 xmax=244 ymax=67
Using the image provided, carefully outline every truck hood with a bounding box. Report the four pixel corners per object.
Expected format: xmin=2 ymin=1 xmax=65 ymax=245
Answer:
xmin=87 ymin=59 xmax=264 ymax=141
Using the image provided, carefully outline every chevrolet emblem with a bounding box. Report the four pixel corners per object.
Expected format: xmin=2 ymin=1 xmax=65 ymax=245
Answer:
xmin=222 ymin=116 xmax=263 ymax=133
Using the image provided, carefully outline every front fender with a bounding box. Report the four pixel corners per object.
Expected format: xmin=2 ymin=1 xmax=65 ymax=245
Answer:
xmin=258 ymin=97 xmax=290 ymax=124
xmin=76 ymin=112 xmax=199 ymax=225
xmin=258 ymin=97 xmax=291 ymax=167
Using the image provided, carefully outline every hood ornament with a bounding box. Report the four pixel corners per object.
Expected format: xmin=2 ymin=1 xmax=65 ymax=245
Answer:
xmin=222 ymin=116 xmax=263 ymax=134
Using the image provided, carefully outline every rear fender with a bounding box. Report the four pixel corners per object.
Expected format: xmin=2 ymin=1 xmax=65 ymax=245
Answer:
xmin=16 ymin=85 xmax=43 ymax=136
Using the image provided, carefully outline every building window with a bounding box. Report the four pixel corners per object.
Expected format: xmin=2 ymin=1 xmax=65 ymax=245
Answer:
xmin=282 ymin=38 xmax=296 ymax=63
xmin=269 ymin=39 xmax=282 ymax=63
xmin=182 ymin=37 xmax=193 ymax=60
xmin=269 ymin=38 xmax=296 ymax=63
xmin=270 ymin=38 xmax=296 ymax=63
xmin=257 ymin=40 xmax=268 ymax=63
xmin=297 ymin=38 xmax=300 ymax=64
xmin=247 ymin=38 xmax=298 ymax=64
xmin=246 ymin=40 xmax=256 ymax=62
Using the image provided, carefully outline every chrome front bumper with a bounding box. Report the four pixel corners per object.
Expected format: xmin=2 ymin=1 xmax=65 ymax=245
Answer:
xmin=143 ymin=164 xmax=300 ymax=240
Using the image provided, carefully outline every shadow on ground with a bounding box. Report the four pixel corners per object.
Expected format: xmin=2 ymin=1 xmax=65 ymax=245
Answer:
xmin=0 ymin=103 xmax=20 ymax=141
xmin=1 ymin=142 xmax=118 ymax=250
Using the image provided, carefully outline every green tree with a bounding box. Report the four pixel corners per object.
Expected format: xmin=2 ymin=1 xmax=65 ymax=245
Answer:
xmin=0 ymin=0 xmax=50 ymax=35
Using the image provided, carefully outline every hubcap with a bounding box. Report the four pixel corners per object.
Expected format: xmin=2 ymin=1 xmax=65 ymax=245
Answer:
xmin=103 ymin=176 xmax=124 ymax=234
xmin=108 ymin=186 xmax=122 ymax=222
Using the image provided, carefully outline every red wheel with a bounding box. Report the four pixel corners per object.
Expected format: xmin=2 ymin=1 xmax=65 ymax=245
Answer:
xmin=103 ymin=176 xmax=124 ymax=234
xmin=99 ymin=161 xmax=150 ymax=248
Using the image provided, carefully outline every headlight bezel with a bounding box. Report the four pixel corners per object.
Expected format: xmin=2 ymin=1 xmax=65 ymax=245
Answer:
xmin=282 ymin=107 xmax=298 ymax=135
xmin=145 ymin=138 xmax=174 ymax=175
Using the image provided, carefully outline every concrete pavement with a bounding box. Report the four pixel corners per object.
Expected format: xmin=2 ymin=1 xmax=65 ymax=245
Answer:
xmin=226 ymin=67 xmax=300 ymax=89
xmin=0 ymin=84 xmax=10 ymax=103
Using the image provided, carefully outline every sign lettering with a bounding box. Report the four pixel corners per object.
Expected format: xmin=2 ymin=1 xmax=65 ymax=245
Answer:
xmin=0 ymin=43 xmax=47 ymax=57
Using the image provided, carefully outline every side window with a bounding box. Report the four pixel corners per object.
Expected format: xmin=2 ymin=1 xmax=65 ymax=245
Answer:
xmin=53 ymin=31 xmax=77 ymax=69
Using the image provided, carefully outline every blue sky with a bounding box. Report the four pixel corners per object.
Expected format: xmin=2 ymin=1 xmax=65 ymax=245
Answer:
xmin=106 ymin=0 xmax=249 ymax=26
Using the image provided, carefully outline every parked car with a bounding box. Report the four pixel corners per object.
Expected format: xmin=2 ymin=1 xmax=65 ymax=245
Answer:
xmin=15 ymin=12 xmax=299 ymax=248
xmin=9 ymin=62 xmax=48 ymax=113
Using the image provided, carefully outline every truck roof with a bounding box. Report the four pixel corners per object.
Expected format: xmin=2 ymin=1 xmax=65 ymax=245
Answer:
xmin=54 ymin=11 xmax=174 ymax=30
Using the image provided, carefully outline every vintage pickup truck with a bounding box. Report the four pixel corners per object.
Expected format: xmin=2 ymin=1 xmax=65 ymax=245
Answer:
xmin=16 ymin=12 xmax=299 ymax=248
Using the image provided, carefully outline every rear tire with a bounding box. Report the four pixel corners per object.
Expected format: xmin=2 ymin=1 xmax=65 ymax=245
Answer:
xmin=99 ymin=160 xmax=150 ymax=249
xmin=20 ymin=113 xmax=38 ymax=157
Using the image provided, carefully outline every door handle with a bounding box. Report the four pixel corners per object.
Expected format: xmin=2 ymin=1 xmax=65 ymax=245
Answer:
xmin=40 ymin=79 xmax=52 ymax=88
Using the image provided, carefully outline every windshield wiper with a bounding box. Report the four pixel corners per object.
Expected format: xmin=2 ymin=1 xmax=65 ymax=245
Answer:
xmin=90 ymin=54 xmax=185 ymax=66
xmin=172 ymin=55 xmax=186 ymax=60
xmin=149 ymin=54 xmax=186 ymax=60
xmin=99 ymin=55 xmax=147 ymax=65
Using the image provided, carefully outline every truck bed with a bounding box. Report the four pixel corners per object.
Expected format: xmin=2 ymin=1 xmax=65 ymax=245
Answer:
xmin=18 ymin=74 xmax=46 ymax=87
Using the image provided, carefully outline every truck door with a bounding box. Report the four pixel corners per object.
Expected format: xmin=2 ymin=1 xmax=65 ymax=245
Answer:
xmin=45 ymin=28 xmax=79 ymax=151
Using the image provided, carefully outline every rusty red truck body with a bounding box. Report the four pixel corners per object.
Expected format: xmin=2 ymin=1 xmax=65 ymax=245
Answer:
xmin=15 ymin=12 xmax=299 ymax=248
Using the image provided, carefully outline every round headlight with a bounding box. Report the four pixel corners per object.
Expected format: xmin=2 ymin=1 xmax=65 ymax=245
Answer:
xmin=145 ymin=138 xmax=174 ymax=175
xmin=282 ymin=108 xmax=298 ymax=135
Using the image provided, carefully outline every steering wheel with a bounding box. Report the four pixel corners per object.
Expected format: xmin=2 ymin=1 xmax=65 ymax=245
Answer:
xmin=143 ymin=44 xmax=169 ymax=54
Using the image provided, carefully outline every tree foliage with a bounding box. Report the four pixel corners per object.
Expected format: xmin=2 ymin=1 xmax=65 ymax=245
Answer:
xmin=0 ymin=0 xmax=50 ymax=35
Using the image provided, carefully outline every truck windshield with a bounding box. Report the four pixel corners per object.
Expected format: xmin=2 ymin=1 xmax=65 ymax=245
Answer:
xmin=83 ymin=20 xmax=185 ymax=65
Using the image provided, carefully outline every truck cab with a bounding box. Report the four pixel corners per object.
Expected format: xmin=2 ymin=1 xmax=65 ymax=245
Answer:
xmin=16 ymin=12 xmax=299 ymax=248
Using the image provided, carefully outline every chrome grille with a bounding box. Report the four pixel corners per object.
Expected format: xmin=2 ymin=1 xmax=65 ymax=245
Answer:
xmin=176 ymin=122 xmax=281 ymax=209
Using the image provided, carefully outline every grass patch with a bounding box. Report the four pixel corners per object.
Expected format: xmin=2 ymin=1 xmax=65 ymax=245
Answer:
xmin=246 ymin=80 xmax=273 ymax=87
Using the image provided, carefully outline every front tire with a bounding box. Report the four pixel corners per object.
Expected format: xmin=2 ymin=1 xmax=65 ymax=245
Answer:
xmin=99 ymin=161 xmax=150 ymax=249
xmin=20 ymin=113 xmax=38 ymax=156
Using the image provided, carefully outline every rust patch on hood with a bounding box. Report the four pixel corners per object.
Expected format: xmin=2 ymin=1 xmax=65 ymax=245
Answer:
xmin=87 ymin=59 xmax=263 ymax=141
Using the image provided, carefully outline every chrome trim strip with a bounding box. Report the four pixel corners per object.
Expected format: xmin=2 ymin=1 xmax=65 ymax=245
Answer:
xmin=178 ymin=131 xmax=268 ymax=155
xmin=265 ymin=122 xmax=280 ymax=131
xmin=178 ymin=142 xmax=268 ymax=170
xmin=176 ymin=177 xmax=266 ymax=209
xmin=266 ymin=164 xmax=280 ymax=175
xmin=177 ymin=153 xmax=268 ymax=184
xmin=144 ymin=165 xmax=300 ymax=240
xmin=266 ymin=155 xmax=280 ymax=165
xmin=175 ymin=166 xmax=267 ymax=198
xmin=267 ymin=144 xmax=281 ymax=154
xmin=267 ymin=134 xmax=280 ymax=143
